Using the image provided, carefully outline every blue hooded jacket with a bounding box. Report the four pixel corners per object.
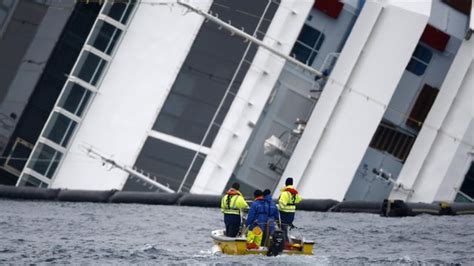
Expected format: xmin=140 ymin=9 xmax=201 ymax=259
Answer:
xmin=246 ymin=195 xmax=279 ymax=232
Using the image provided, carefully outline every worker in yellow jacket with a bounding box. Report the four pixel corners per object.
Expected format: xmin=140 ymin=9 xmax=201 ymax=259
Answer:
xmin=221 ymin=182 xmax=249 ymax=237
xmin=278 ymin=177 xmax=302 ymax=243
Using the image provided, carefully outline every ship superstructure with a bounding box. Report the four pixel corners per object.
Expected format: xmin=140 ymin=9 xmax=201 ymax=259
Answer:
xmin=0 ymin=0 xmax=472 ymax=203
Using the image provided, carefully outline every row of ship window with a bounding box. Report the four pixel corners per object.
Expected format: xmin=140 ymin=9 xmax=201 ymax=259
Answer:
xmin=19 ymin=1 xmax=136 ymax=187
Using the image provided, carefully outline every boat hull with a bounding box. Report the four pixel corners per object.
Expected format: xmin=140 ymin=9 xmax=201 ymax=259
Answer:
xmin=211 ymin=229 xmax=314 ymax=255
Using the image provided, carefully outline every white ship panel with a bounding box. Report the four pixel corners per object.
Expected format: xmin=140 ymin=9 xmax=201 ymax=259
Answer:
xmin=52 ymin=1 xmax=212 ymax=190
xmin=391 ymin=38 xmax=473 ymax=202
xmin=284 ymin=1 xmax=431 ymax=200
xmin=280 ymin=2 xmax=385 ymax=192
xmin=435 ymin=120 xmax=474 ymax=201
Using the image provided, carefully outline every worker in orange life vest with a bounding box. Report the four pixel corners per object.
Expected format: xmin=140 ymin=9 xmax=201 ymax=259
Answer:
xmin=277 ymin=177 xmax=302 ymax=243
xmin=220 ymin=182 xmax=249 ymax=237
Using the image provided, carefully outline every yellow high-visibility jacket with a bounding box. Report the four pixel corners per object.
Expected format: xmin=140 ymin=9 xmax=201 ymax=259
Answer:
xmin=221 ymin=189 xmax=249 ymax=215
xmin=278 ymin=185 xmax=302 ymax=213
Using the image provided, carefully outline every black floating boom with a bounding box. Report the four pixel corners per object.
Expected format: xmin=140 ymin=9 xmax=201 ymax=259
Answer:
xmin=1 ymin=185 xmax=474 ymax=216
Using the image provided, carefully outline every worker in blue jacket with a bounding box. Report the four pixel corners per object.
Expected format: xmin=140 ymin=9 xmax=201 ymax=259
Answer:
xmin=246 ymin=189 xmax=279 ymax=246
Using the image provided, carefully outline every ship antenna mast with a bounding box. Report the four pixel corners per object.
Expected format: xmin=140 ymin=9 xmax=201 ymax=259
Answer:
xmin=84 ymin=146 xmax=175 ymax=193
xmin=176 ymin=0 xmax=326 ymax=79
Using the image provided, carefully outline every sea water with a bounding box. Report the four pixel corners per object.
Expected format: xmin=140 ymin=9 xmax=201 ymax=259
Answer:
xmin=0 ymin=199 xmax=472 ymax=264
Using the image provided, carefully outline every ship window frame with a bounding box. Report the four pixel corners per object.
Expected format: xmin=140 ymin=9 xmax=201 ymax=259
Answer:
xmin=17 ymin=173 xmax=49 ymax=188
xmin=26 ymin=143 xmax=63 ymax=179
xmin=72 ymin=50 xmax=108 ymax=86
xmin=57 ymin=81 xmax=93 ymax=117
xmin=291 ymin=24 xmax=325 ymax=66
xmin=2 ymin=138 xmax=34 ymax=176
xmin=87 ymin=19 xmax=123 ymax=55
xmin=42 ymin=111 xmax=78 ymax=148
xmin=101 ymin=0 xmax=135 ymax=25
xmin=406 ymin=44 xmax=433 ymax=76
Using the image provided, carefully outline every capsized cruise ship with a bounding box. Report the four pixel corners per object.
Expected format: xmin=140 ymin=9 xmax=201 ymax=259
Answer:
xmin=0 ymin=0 xmax=472 ymax=204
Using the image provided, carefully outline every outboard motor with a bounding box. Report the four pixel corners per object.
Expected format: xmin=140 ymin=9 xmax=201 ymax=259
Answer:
xmin=267 ymin=230 xmax=285 ymax=256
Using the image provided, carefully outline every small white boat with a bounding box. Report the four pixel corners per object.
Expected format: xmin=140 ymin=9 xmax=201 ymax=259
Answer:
xmin=210 ymin=229 xmax=314 ymax=256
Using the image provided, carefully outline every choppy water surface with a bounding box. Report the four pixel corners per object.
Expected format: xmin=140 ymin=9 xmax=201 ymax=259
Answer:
xmin=0 ymin=199 xmax=473 ymax=264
